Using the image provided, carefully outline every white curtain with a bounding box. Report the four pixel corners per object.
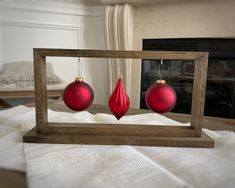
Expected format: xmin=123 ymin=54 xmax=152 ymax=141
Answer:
xmin=0 ymin=27 xmax=3 ymax=74
xmin=104 ymin=4 xmax=133 ymax=97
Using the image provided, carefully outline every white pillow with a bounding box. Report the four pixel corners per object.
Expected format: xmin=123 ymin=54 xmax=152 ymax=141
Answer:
xmin=0 ymin=61 xmax=63 ymax=87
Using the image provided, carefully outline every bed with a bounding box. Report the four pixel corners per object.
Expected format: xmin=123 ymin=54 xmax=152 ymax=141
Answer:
xmin=0 ymin=85 xmax=64 ymax=108
xmin=0 ymin=61 xmax=65 ymax=108
xmin=0 ymin=101 xmax=235 ymax=188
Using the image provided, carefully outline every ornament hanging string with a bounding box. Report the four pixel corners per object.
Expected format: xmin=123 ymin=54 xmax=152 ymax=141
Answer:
xmin=119 ymin=58 xmax=123 ymax=80
xmin=63 ymin=57 xmax=94 ymax=111
xmin=145 ymin=58 xmax=177 ymax=113
xmin=158 ymin=59 xmax=164 ymax=80
xmin=77 ymin=57 xmax=82 ymax=78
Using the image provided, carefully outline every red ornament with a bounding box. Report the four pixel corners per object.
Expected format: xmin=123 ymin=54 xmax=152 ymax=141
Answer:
xmin=145 ymin=80 xmax=176 ymax=113
xmin=63 ymin=77 xmax=94 ymax=111
xmin=109 ymin=77 xmax=130 ymax=120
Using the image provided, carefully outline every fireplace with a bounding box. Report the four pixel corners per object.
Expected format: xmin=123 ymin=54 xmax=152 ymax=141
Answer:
xmin=140 ymin=38 xmax=235 ymax=119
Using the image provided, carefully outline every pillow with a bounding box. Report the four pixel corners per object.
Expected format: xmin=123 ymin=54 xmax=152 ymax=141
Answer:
xmin=0 ymin=61 xmax=63 ymax=87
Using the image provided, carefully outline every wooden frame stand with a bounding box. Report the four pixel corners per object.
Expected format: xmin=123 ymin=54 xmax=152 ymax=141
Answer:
xmin=23 ymin=49 xmax=214 ymax=148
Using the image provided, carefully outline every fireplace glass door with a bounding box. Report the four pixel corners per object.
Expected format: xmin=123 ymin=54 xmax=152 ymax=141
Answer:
xmin=141 ymin=38 xmax=235 ymax=119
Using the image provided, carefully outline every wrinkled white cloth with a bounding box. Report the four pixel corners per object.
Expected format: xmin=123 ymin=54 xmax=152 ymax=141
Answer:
xmin=0 ymin=106 xmax=235 ymax=188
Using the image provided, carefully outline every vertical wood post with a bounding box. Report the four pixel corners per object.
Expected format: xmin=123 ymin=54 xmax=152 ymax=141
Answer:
xmin=34 ymin=50 xmax=48 ymax=132
xmin=191 ymin=54 xmax=209 ymax=136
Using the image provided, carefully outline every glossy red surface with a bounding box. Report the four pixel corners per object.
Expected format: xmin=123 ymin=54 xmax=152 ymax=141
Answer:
xmin=63 ymin=80 xmax=94 ymax=111
xmin=108 ymin=78 xmax=130 ymax=120
xmin=145 ymin=83 xmax=177 ymax=113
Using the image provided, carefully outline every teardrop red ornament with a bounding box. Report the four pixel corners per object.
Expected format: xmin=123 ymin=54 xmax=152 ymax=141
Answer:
xmin=108 ymin=77 xmax=130 ymax=120
xmin=145 ymin=80 xmax=177 ymax=113
xmin=63 ymin=77 xmax=94 ymax=111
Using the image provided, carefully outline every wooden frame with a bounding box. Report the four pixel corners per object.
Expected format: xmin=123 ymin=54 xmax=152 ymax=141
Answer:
xmin=23 ymin=48 xmax=214 ymax=148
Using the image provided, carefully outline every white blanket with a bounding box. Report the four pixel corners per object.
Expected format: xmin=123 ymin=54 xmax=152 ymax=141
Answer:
xmin=0 ymin=106 xmax=235 ymax=188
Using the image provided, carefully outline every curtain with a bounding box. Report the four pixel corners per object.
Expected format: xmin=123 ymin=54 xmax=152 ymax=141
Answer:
xmin=0 ymin=27 xmax=3 ymax=74
xmin=104 ymin=4 xmax=133 ymax=98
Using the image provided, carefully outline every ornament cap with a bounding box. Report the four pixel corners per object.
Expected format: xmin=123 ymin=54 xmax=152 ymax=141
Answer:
xmin=75 ymin=76 xmax=83 ymax=81
xmin=156 ymin=79 xmax=166 ymax=84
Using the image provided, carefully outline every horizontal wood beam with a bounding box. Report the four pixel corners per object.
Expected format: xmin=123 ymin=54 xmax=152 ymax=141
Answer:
xmin=41 ymin=123 xmax=196 ymax=137
xmin=24 ymin=128 xmax=215 ymax=148
xmin=34 ymin=48 xmax=208 ymax=60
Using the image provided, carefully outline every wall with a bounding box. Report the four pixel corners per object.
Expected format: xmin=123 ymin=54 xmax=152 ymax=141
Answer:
xmin=131 ymin=0 xmax=235 ymax=107
xmin=0 ymin=0 xmax=108 ymax=105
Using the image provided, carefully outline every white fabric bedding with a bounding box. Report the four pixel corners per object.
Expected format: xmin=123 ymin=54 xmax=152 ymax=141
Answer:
xmin=0 ymin=106 xmax=235 ymax=188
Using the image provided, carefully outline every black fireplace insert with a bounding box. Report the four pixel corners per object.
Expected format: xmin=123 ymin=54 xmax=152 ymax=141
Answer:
xmin=141 ymin=38 xmax=235 ymax=119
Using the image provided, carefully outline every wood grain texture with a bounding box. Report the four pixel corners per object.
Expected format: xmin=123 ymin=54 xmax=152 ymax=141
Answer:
xmin=34 ymin=50 xmax=48 ymax=131
xmin=23 ymin=128 xmax=214 ymax=148
xmin=191 ymin=55 xmax=209 ymax=136
xmin=34 ymin=48 xmax=207 ymax=60
xmin=41 ymin=123 xmax=196 ymax=137
xmin=29 ymin=48 xmax=211 ymax=148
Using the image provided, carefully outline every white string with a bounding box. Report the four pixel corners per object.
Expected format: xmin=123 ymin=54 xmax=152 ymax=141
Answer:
xmin=158 ymin=59 xmax=164 ymax=80
xmin=77 ymin=57 xmax=82 ymax=77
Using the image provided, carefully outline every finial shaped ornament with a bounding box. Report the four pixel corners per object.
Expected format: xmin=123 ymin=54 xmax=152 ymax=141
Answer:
xmin=108 ymin=77 xmax=130 ymax=120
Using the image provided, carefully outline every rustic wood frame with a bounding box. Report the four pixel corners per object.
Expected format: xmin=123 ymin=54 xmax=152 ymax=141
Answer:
xmin=23 ymin=48 xmax=214 ymax=148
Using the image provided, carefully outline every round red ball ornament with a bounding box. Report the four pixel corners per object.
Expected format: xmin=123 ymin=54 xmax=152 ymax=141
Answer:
xmin=145 ymin=80 xmax=177 ymax=113
xmin=63 ymin=77 xmax=94 ymax=111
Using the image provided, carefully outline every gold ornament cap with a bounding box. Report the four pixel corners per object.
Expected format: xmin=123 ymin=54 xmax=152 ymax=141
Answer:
xmin=156 ymin=79 xmax=166 ymax=84
xmin=75 ymin=76 xmax=83 ymax=81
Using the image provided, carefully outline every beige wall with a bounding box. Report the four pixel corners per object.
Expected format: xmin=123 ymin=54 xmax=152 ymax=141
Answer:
xmin=131 ymin=0 xmax=235 ymax=108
